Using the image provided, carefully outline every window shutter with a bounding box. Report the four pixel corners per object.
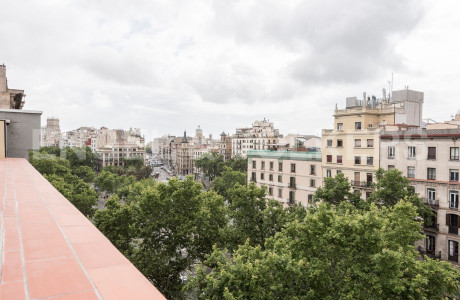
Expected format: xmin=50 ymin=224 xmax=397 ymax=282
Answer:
xmin=457 ymin=215 xmax=460 ymax=228
xmin=447 ymin=214 xmax=451 ymax=226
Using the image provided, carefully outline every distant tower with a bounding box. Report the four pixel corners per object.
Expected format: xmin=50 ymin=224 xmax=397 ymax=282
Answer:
xmin=195 ymin=125 xmax=203 ymax=139
xmin=0 ymin=64 xmax=26 ymax=109
xmin=181 ymin=131 xmax=188 ymax=143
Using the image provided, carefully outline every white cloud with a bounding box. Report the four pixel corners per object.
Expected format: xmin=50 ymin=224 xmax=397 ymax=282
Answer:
xmin=1 ymin=0 xmax=459 ymax=140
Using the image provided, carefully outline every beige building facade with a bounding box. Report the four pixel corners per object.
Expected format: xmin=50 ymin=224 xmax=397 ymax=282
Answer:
xmin=322 ymin=89 xmax=424 ymax=197
xmin=232 ymin=119 xmax=281 ymax=157
xmin=380 ymin=128 xmax=460 ymax=264
xmin=0 ymin=64 xmax=25 ymax=109
xmin=247 ymin=150 xmax=322 ymax=207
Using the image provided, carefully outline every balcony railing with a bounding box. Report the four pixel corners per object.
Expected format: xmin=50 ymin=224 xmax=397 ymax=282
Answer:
xmin=351 ymin=181 xmax=372 ymax=188
xmin=289 ymin=183 xmax=296 ymax=189
xmin=417 ymin=246 xmax=441 ymax=259
xmin=448 ymin=254 xmax=459 ymax=263
xmin=422 ymin=198 xmax=439 ymax=208
xmin=424 ymin=223 xmax=439 ymax=231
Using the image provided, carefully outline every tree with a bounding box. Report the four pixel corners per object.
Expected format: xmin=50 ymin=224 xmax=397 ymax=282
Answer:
xmin=223 ymin=156 xmax=248 ymax=173
xmin=314 ymin=172 xmax=363 ymax=207
xmin=368 ymin=168 xmax=433 ymax=222
xmin=194 ymin=152 xmax=224 ymax=181
xmin=95 ymin=170 xmax=135 ymax=194
xmin=146 ymin=146 xmax=152 ymax=154
xmin=61 ymin=146 xmax=96 ymax=169
xmin=189 ymin=201 xmax=460 ymax=299
xmin=211 ymin=167 xmax=247 ymax=200
xmin=94 ymin=177 xmax=228 ymax=299
xmin=45 ymin=173 xmax=98 ymax=217
xmin=223 ymin=183 xmax=294 ymax=252
xmin=73 ymin=165 xmax=96 ymax=183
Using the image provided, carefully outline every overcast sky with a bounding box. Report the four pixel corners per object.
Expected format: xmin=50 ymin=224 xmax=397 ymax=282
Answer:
xmin=1 ymin=0 xmax=459 ymax=141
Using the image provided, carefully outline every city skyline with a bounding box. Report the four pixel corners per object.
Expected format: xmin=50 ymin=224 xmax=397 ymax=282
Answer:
xmin=2 ymin=0 xmax=460 ymax=140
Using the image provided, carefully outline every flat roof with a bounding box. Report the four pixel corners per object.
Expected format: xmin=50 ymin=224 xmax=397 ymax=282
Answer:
xmin=0 ymin=158 xmax=165 ymax=299
xmin=0 ymin=109 xmax=43 ymax=114
xmin=247 ymin=150 xmax=321 ymax=161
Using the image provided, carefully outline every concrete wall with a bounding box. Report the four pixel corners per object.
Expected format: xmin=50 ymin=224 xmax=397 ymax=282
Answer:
xmin=0 ymin=109 xmax=42 ymax=160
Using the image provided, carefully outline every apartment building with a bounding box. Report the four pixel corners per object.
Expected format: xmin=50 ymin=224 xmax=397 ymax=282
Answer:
xmin=232 ymin=119 xmax=281 ymax=157
xmin=247 ymin=150 xmax=322 ymax=207
xmin=322 ymin=89 xmax=424 ymax=198
xmin=217 ymin=132 xmax=232 ymax=160
xmin=380 ymin=127 xmax=460 ymax=264
xmin=41 ymin=117 xmax=61 ymax=147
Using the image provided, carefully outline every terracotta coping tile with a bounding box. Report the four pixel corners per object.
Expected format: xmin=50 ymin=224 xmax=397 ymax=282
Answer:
xmin=0 ymin=159 xmax=166 ymax=299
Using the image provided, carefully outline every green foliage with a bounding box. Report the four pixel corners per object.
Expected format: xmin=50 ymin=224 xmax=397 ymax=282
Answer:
xmin=45 ymin=173 xmax=98 ymax=217
xmin=94 ymin=177 xmax=228 ymax=299
xmin=211 ymin=167 xmax=247 ymax=200
xmin=72 ymin=165 xmax=96 ymax=183
xmin=195 ymin=153 xmax=248 ymax=181
xmin=61 ymin=146 xmax=96 ymax=169
xmin=190 ymin=201 xmax=460 ymax=299
xmin=95 ymin=170 xmax=135 ymax=194
xmin=224 ymin=183 xmax=299 ymax=252
xmin=314 ymin=172 xmax=363 ymax=207
xmin=39 ymin=146 xmax=61 ymax=156
xmin=369 ymin=168 xmax=433 ymax=223
xmin=146 ymin=146 xmax=152 ymax=154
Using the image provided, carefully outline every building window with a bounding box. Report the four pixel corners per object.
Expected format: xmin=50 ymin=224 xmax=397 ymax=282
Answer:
xmin=289 ymin=177 xmax=296 ymax=188
xmin=278 ymin=189 xmax=282 ymax=198
xmin=337 ymin=155 xmax=343 ymax=164
xmin=261 ymin=161 xmax=265 ymax=169
xmin=261 ymin=173 xmax=265 ymax=180
xmin=407 ymin=166 xmax=415 ymax=178
xmin=310 ymin=165 xmax=316 ymax=175
xmin=310 ymin=179 xmax=316 ymax=187
xmin=251 ymin=172 xmax=256 ymax=182
xmin=451 ymin=147 xmax=459 ymax=160
xmin=451 ymin=191 xmax=459 ymax=209
xmin=337 ymin=123 xmax=343 ymax=131
xmin=427 ymin=188 xmax=436 ymax=201
xmin=278 ymin=175 xmax=282 ymax=182
xmin=291 ymin=163 xmax=296 ymax=173
xmin=408 ymin=146 xmax=416 ymax=159
xmin=326 ymin=169 xmax=332 ymax=178
xmin=327 ymin=139 xmax=332 ymax=147
xmin=337 ymin=140 xmax=343 ymax=147
xmin=308 ymin=194 xmax=314 ymax=204
xmin=336 ymin=170 xmax=342 ymax=175
xmin=367 ymin=156 xmax=374 ymax=165
xmin=269 ymin=161 xmax=274 ymax=170
xmin=355 ymin=122 xmax=362 ymax=130
xmin=269 ymin=174 xmax=273 ymax=181
xmin=252 ymin=161 xmax=256 ymax=169
xmin=268 ymin=187 xmax=273 ymax=196
xmin=355 ymin=139 xmax=361 ymax=147
xmin=426 ymin=235 xmax=436 ymax=253
xmin=388 ymin=165 xmax=395 ymax=170
xmin=451 ymin=169 xmax=459 ymax=182
xmin=367 ymin=139 xmax=374 ymax=147
xmin=427 ymin=168 xmax=436 ymax=180
xmin=279 ymin=162 xmax=283 ymax=172
xmin=388 ymin=146 xmax=395 ymax=158
xmin=354 ymin=156 xmax=361 ymax=165
xmin=449 ymin=240 xmax=459 ymax=262
xmin=289 ymin=191 xmax=295 ymax=204
xmin=327 ymin=155 xmax=332 ymax=163
xmin=428 ymin=147 xmax=436 ymax=160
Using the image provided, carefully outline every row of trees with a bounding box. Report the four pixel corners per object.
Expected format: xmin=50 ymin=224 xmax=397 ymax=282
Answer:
xmin=194 ymin=152 xmax=247 ymax=181
xmin=30 ymin=147 xmax=460 ymax=299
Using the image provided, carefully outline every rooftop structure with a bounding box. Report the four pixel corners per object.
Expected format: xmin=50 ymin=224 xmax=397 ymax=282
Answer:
xmin=0 ymin=158 xmax=165 ymax=299
xmin=0 ymin=65 xmax=25 ymax=109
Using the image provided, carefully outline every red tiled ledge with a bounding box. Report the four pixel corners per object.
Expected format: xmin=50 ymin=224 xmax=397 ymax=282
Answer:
xmin=0 ymin=158 xmax=166 ymax=300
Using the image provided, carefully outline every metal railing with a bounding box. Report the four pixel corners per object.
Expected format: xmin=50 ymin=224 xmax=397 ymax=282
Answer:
xmin=422 ymin=198 xmax=439 ymax=208
xmin=417 ymin=246 xmax=441 ymax=259
xmin=424 ymin=223 xmax=439 ymax=231
xmin=449 ymin=226 xmax=458 ymax=235
xmin=351 ymin=181 xmax=372 ymax=188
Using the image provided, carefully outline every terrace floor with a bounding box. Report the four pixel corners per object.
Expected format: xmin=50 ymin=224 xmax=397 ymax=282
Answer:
xmin=0 ymin=158 xmax=165 ymax=299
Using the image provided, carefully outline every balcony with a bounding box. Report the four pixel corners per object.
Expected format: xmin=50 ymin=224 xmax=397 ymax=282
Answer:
xmin=0 ymin=159 xmax=165 ymax=299
xmin=422 ymin=198 xmax=439 ymax=208
xmin=424 ymin=223 xmax=439 ymax=232
xmin=448 ymin=254 xmax=459 ymax=263
xmin=351 ymin=181 xmax=372 ymax=188
xmin=417 ymin=246 xmax=441 ymax=259
xmin=289 ymin=183 xmax=296 ymax=189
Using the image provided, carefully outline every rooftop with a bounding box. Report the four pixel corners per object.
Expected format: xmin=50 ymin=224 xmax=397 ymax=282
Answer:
xmin=0 ymin=158 xmax=165 ymax=299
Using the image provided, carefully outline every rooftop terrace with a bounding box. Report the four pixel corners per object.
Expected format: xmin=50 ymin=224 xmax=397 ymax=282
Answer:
xmin=0 ymin=158 xmax=165 ymax=299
